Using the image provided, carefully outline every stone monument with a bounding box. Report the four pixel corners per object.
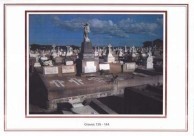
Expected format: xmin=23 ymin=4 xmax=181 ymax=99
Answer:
xmin=107 ymin=44 xmax=115 ymax=63
xmin=146 ymin=51 xmax=154 ymax=69
xmin=119 ymin=48 xmax=124 ymax=57
xmin=61 ymin=49 xmax=66 ymax=57
xmin=80 ymin=23 xmax=93 ymax=57
xmin=51 ymin=46 xmax=63 ymax=65
xmin=94 ymin=46 xmax=98 ymax=57
xmin=102 ymin=47 xmax=107 ymax=56
xmin=98 ymin=47 xmax=102 ymax=57
xmin=66 ymin=46 xmax=73 ymax=57
xmin=123 ymin=62 xmax=136 ymax=73
xmin=80 ymin=23 xmax=98 ymax=74
xmin=51 ymin=45 xmax=58 ymax=59
xmin=124 ymin=45 xmax=128 ymax=53
xmin=131 ymin=46 xmax=137 ymax=58
xmin=34 ymin=55 xmax=41 ymax=67
xmin=40 ymin=50 xmax=48 ymax=61
xmin=141 ymin=48 xmax=147 ymax=58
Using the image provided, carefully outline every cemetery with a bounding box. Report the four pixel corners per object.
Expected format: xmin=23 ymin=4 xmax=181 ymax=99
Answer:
xmin=29 ymin=23 xmax=163 ymax=114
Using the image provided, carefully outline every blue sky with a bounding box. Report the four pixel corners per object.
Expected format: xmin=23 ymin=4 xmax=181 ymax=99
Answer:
xmin=29 ymin=14 xmax=163 ymax=46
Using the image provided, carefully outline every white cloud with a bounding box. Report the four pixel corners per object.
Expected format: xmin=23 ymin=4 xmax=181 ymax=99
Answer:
xmin=156 ymin=18 xmax=163 ymax=25
xmin=118 ymin=18 xmax=159 ymax=34
xmin=52 ymin=16 xmax=161 ymax=37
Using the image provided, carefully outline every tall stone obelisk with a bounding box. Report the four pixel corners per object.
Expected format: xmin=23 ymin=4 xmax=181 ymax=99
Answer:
xmin=80 ymin=23 xmax=98 ymax=74
xmin=81 ymin=23 xmax=94 ymax=58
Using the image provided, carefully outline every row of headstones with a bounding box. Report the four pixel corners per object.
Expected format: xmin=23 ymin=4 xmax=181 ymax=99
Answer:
xmin=94 ymin=45 xmax=156 ymax=57
xmin=33 ymin=51 xmax=153 ymax=70
xmin=105 ymin=44 xmax=154 ymax=63
xmin=31 ymin=45 xmax=154 ymax=69
xmin=30 ymin=46 xmax=80 ymax=58
xmin=34 ymin=55 xmax=153 ymax=73
xmin=42 ymin=60 xmax=153 ymax=76
xmin=42 ymin=62 xmax=137 ymax=76
xmin=30 ymin=46 xmax=79 ymax=67
xmin=30 ymin=44 xmax=156 ymax=59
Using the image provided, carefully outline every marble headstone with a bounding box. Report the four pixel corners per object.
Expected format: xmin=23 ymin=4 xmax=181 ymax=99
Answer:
xmin=83 ymin=61 xmax=96 ymax=73
xmin=107 ymin=44 xmax=115 ymax=63
xmin=123 ymin=62 xmax=136 ymax=72
xmin=34 ymin=55 xmax=41 ymax=67
xmin=62 ymin=65 xmax=76 ymax=74
xmin=99 ymin=63 xmax=110 ymax=71
xmin=66 ymin=46 xmax=73 ymax=57
xmin=43 ymin=66 xmax=58 ymax=75
xmin=119 ymin=48 xmax=123 ymax=57
xmin=66 ymin=60 xmax=74 ymax=65
xmin=54 ymin=56 xmax=64 ymax=64
xmin=146 ymin=51 xmax=154 ymax=69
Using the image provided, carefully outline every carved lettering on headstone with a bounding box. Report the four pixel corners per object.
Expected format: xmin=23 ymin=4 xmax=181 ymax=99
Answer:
xmin=62 ymin=65 xmax=75 ymax=73
xmin=126 ymin=63 xmax=136 ymax=70
xmin=66 ymin=61 xmax=73 ymax=65
xmin=85 ymin=66 xmax=96 ymax=73
xmin=44 ymin=66 xmax=58 ymax=75
xmin=123 ymin=62 xmax=136 ymax=72
xmin=84 ymin=61 xmax=96 ymax=73
xmin=99 ymin=64 xmax=110 ymax=70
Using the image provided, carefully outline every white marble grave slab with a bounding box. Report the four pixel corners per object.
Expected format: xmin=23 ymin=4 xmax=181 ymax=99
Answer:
xmin=126 ymin=62 xmax=136 ymax=70
xmin=82 ymin=61 xmax=97 ymax=73
xmin=146 ymin=56 xmax=154 ymax=69
xmin=62 ymin=65 xmax=75 ymax=73
xmin=99 ymin=64 xmax=110 ymax=70
xmin=66 ymin=61 xmax=73 ymax=65
xmin=84 ymin=66 xmax=96 ymax=73
xmin=123 ymin=62 xmax=136 ymax=72
xmin=43 ymin=66 xmax=58 ymax=74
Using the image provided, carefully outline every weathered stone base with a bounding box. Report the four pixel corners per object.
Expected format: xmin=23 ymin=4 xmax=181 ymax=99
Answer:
xmin=46 ymin=90 xmax=124 ymax=110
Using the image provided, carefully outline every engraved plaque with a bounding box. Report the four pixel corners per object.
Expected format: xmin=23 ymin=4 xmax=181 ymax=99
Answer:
xmin=85 ymin=66 xmax=96 ymax=73
xmin=123 ymin=62 xmax=136 ymax=73
xmin=126 ymin=63 xmax=136 ymax=70
xmin=62 ymin=65 xmax=75 ymax=73
xmin=43 ymin=66 xmax=58 ymax=75
xmin=99 ymin=64 xmax=110 ymax=70
xmin=66 ymin=61 xmax=74 ymax=65
xmin=83 ymin=54 xmax=95 ymax=58
xmin=84 ymin=61 xmax=96 ymax=73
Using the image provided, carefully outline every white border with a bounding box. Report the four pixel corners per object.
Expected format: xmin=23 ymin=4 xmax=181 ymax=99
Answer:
xmin=2 ymin=3 xmax=192 ymax=135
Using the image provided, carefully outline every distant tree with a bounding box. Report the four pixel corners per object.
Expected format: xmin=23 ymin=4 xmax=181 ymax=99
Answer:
xmin=143 ymin=41 xmax=152 ymax=48
xmin=30 ymin=44 xmax=52 ymax=50
xmin=153 ymin=39 xmax=163 ymax=49
xmin=30 ymin=44 xmax=41 ymax=50
xmin=142 ymin=39 xmax=163 ymax=49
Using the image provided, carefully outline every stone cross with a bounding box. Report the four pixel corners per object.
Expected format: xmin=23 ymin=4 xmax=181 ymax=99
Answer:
xmin=108 ymin=44 xmax=113 ymax=55
xmin=107 ymin=44 xmax=115 ymax=63
xmin=125 ymin=45 xmax=127 ymax=53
